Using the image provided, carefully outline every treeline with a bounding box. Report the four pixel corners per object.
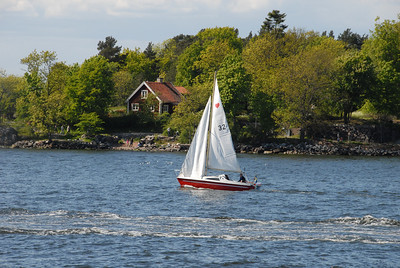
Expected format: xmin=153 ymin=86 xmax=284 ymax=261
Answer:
xmin=0 ymin=11 xmax=399 ymax=143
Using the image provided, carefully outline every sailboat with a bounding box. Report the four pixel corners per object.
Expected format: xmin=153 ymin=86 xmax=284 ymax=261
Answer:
xmin=177 ymin=77 xmax=259 ymax=191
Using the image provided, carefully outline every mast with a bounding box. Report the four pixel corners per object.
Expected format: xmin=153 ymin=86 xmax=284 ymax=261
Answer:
xmin=204 ymin=71 xmax=217 ymax=176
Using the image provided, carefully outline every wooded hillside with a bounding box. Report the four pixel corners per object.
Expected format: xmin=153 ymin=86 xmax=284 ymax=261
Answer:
xmin=1 ymin=11 xmax=399 ymax=143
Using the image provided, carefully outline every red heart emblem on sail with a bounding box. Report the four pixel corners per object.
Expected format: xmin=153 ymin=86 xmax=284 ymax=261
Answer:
xmin=215 ymin=103 xmax=220 ymax=108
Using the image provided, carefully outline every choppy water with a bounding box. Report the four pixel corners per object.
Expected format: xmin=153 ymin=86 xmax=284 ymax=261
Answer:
xmin=0 ymin=148 xmax=399 ymax=267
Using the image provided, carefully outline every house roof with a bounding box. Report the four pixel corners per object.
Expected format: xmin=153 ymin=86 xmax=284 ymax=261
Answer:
xmin=175 ymin=86 xmax=188 ymax=95
xmin=146 ymin=82 xmax=182 ymax=104
xmin=126 ymin=81 xmax=186 ymax=104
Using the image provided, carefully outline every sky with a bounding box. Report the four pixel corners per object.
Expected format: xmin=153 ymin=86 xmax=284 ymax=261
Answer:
xmin=1 ymin=0 xmax=399 ymax=76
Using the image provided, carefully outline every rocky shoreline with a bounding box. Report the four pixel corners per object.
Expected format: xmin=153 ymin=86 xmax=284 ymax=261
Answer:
xmin=237 ymin=141 xmax=400 ymax=156
xmin=1 ymin=124 xmax=400 ymax=156
xmin=5 ymin=134 xmax=400 ymax=157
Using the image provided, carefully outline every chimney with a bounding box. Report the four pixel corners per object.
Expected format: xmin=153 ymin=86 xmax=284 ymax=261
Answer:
xmin=157 ymin=77 xmax=164 ymax=83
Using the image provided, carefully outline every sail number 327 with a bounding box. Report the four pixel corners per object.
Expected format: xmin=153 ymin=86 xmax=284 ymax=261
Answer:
xmin=218 ymin=124 xmax=227 ymax=132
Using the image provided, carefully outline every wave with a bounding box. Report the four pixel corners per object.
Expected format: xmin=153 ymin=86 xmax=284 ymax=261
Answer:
xmin=1 ymin=209 xmax=399 ymax=244
xmin=322 ymin=215 xmax=400 ymax=226
xmin=1 ymin=208 xmax=398 ymax=226
xmin=0 ymin=208 xmax=125 ymax=219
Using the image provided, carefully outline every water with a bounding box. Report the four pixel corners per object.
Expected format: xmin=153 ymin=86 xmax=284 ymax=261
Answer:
xmin=0 ymin=148 xmax=399 ymax=267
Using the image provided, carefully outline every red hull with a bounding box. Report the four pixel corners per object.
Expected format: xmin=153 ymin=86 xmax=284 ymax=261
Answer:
xmin=177 ymin=177 xmax=255 ymax=191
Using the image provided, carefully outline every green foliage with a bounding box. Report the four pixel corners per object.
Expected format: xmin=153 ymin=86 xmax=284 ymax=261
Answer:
xmin=143 ymin=42 xmax=160 ymax=81
xmin=122 ymin=47 xmax=160 ymax=85
xmin=271 ymin=36 xmax=346 ymax=139
xmin=6 ymin=15 xmax=400 ymax=144
xmin=137 ymin=93 xmax=158 ymax=125
xmin=259 ymin=10 xmax=288 ymax=37
xmin=112 ymin=70 xmax=135 ymax=106
xmin=66 ymin=55 xmax=115 ymax=123
xmin=104 ymin=113 xmax=139 ymax=132
xmin=334 ymin=51 xmax=376 ymax=123
xmin=74 ymin=112 xmax=104 ymax=136
xmin=168 ymin=83 xmax=210 ymax=143
xmin=176 ymin=27 xmax=243 ymax=86
xmin=175 ymin=42 xmax=203 ymax=86
xmin=97 ymin=36 xmax=122 ymax=62
xmin=217 ymin=53 xmax=251 ymax=139
xmin=157 ymin=34 xmax=196 ymax=83
xmin=20 ymin=49 xmax=57 ymax=84
xmin=247 ymin=89 xmax=276 ymax=141
xmin=362 ymin=15 xmax=400 ymax=116
xmin=16 ymin=50 xmax=70 ymax=136
xmin=338 ymin=28 xmax=368 ymax=50
xmin=242 ymin=30 xmax=321 ymax=139
xmin=0 ymin=74 xmax=23 ymax=122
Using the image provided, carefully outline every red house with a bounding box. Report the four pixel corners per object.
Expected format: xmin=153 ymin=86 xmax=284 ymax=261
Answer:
xmin=126 ymin=78 xmax=187 ymax=114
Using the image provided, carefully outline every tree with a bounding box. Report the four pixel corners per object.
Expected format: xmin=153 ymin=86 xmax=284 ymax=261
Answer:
xmin=123 ymin=48 xmax=147 ymax=85
xmin=338 ymin=28 xmax=368 ymax=50
xmin=176 ymin=27 xmax=243 ymax=86
xmin=362 ymin=16 xmax=400 ymax=117
xmin=66 ymin=55 xmax=115 ymax=126
xmin=334 ymin=51 xmax=376 ymax=123
xmin=20 ymin=49 xmax=57 ymax=95
xmin=157 ymin=34 xmax=196 ymax=83
xmin=0 ymin=74 xmax=23 ymax=122
xmin=122 ymin=46 xmax=160 ymax=85
xmin=17 ymin=50 xmax=68 ymax=137
xmin=272 ymin=37 xmax=345 ymax=139
xmin=143 ymin=42 xmax=160 ymax=81
xmin=322 ymin=30 xmax=335 ymax=39
xmin=217 ymin=53 xmax=251 ymax=140
xmin=175 ymin=42 xmax=203 ymax=87
xmin=144 ymin=42 xmax=156 ymax=60
xmin=242 ymin=30 xmax=318 ymax=139
xmin=259 ymin=10 xmax=288 ymax=37
xmin=97 ymin=36 xmax=122 ymax=62
xmin=168 ymin=83 xmax=210 ymax=143
xmin=75 ymin=112 xmax=104 ymax=136
xmin=112 ymin=70 xmax=135 ymax=106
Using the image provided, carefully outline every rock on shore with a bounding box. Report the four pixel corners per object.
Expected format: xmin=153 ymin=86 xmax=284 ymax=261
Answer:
xmin=0 ymin=126 xmax=19 ymax=146
xmin=11 ymin=139 xmax=108 ymax=150
xmin=9 ymin=134 xmax=190 ymax=152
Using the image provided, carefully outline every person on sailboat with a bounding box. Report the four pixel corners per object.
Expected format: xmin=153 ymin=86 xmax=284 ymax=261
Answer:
xmin=238 ymin=173 xmax=247 ymax=183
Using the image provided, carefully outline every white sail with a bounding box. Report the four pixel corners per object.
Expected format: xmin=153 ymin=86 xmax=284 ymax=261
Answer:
xmin=179 ymin=97 xmax=211 ymax=178
xmin=207 ymin=80 xmax=242 ymax=173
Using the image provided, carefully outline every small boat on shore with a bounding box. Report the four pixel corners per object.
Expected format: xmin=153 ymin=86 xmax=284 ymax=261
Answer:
xmin=177 ymin=75 xmax=260 ymax=191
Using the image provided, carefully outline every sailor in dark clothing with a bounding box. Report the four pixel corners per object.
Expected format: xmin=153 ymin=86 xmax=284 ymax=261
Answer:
xmin=238 ymin=173 xmax=246 ymax=182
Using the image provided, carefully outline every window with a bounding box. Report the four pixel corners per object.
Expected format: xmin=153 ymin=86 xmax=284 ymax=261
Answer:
xmin=162 ymin=104 xmax=169 ymax=113
xmin=131 ymin=103 xmax=139 ymax=111
xmin=141 ymin=90 xmax=148 ymax=99
xmin=150 ymin=105 xmax=155 ymax=112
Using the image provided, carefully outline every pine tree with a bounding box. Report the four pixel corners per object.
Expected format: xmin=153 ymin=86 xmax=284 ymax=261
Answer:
xmin=259 ymin=10 xmax=288 ymax=38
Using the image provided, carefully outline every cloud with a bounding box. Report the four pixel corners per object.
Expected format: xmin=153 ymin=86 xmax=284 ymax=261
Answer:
xmin=1 ymin=0 xmax=37 ymax=14
xmin=227 ymin=0 xmax=278 ymax=13
xmin=1 ymin=0 xmax=399 ymax=76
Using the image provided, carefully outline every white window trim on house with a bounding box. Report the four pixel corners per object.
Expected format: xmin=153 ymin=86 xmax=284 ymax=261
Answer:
xmin=132 ymin=103 xmax=139 ymax=111
xmin=162 ymin=104 xmax=169 ymax=113
xmin=141 ymin=90 xmax=148 ymax=99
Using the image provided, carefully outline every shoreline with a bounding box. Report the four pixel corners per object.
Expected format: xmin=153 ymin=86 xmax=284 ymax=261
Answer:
xmin=6 ymin=136 xmax=400 ymax=157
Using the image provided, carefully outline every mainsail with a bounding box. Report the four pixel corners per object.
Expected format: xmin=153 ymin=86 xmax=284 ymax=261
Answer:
xmin=207 ymin=80 xmax=242 ymax=173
